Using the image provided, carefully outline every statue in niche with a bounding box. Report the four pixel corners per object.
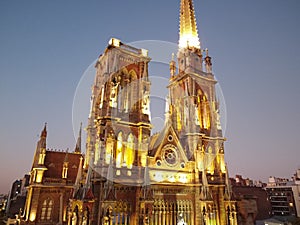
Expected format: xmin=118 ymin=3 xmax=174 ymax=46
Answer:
xmin=142 ymin=86 xmax=150 ymax=114
xmin=109 ymin=79 xmax=119 ymax=108
xmin=82 ymin=210 xmax=89 ymax=225
xmin=71 ymin=212 xmax=77 ymax=225
xmin=177 ymin=213 xmax=187 ymax=225
xmin=102 ymin=207 xmax=112 ymax=225
xmin=205 ymin=49 xmax=212 ymax=73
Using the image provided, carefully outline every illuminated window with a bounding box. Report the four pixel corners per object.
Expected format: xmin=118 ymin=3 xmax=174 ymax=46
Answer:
xmin=105 ymin=133 xmax=114 ymax=164
xmin=62 ymin=162 xmax=68 ymax=179
xmin=196 ymin=89 xmax=203 ymax=128
xmin=129 ymin=70 xmax=138 ymax=111
xmin=99 ymin=86 xmax=104 ymax=108
xmin=109 ymin=81 xmax=118 ymax=108
xmin=38 ymin=149 xmax=46 ymax=165
xmin=41 ymin=198 xmax=53 ymax=221
xmin=202 ymin=95 xmax=211 ymax=129
xmin=116 ymin=132 xmax=123 ymax=168
xmin=125 ymin=134 xmax=135 ymax=169
xmin=207 ymin=146 xmax=214 ymax=174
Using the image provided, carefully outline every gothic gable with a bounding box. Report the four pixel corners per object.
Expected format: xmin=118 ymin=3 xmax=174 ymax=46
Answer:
xmin=149 ymin=123 xmax=188 ymax=169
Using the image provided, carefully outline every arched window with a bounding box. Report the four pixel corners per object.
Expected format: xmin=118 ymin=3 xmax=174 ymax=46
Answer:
xmin=62 ymin=162 xmax=68 ymax=179
xmin=121 ymin=70 xmax=129 ymax=113
xmin=41 ymin=198 xmax=53 ymax=221
xmin=116 ymin=132 xmax=123 ymax=168
xmin=38 ymin=148 xmax=46 ymax=165
xmin=99 ymin=85 xmax=104 ymax=108
xmin=125 ymin=134 xmax=135 ymax=169
xmin=197 ymin=89 xmax=203 ymax=128
xmin=202 ymin=95 xmax=211 ymax=129
xmin=176 ymin=100 xmax=182 ymax=132
xmin=129 ymin=70 xmax=138 ymax=111
xmin=207 ymin=146 xmax=214 ymax=174
xmin=105 ymin=132 xmax=114 ymax=164
xmin=109 ymin=81 xmax=118 ymax=108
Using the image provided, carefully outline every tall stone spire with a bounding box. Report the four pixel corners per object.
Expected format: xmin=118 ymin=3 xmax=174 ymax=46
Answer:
xmin=74 ymin=123 xmax=82 ymax=153
xmin=179 ymin=0 xmax=201 ymax=49
xmin=41 ymin=122 xmax=47 ymax=138
xmin=32 ymin=123 xmax=47 ymax=169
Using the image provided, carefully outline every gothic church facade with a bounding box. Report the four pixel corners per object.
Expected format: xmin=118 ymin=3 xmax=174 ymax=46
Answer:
xmin=70 ymin=0 xmax=238 ymax=225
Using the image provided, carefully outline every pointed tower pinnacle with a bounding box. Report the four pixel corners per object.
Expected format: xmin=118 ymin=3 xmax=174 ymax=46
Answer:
xmin=179 ymin=0 xmax=201 ymax=49
xmin=74 ymin=123 xmax=82 ymax=153
xmin=41 ymin=122 xmax=47 ymax=138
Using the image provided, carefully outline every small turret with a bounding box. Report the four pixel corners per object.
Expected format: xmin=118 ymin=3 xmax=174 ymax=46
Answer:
xmin=204 ymin=48 xmax=213 ymax=73
xmin=169 ymin=53 xmax=177 ymax=78
xmin=41 ymin=123 xmax=47 ymax=138
xmin=32 ymin=123 xmax=47 ymax=169
xmin=30 ymin=124 xmax=48 ymax=184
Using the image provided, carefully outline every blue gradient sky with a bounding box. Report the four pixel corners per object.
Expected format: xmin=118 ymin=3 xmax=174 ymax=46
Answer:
xmin=1 ymin=0 xmax=300 ymax=194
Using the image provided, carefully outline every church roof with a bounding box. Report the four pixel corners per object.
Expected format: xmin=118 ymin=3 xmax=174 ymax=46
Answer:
xmin=43 ymin=150 xmax=82 ymax=183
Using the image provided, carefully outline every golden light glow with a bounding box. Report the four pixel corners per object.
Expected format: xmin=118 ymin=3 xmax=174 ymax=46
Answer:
xmin=153 ymin=172 xmax=164 ymax=182
xmin=178 ymin=175 xmax=188 ymax=183
xmin=109 ymin=38 xmax=121 ymax=47
xmin=176 ymin=103 xmax=182 ymax=132
xmin=207 ymin=146 xmax=215 ymax=174
xmin=105 ymin=141 xmax=113 ymax=165
xmin=62 ymin=163 xmax=68 ymax=179
xmin=125 ymin=134 xmax=134 ymax=169
xmin=141 ymin=154 xmax=147 ymax=167
xmin=141 ymin=49 xmax=148 ymax=57
xmin=179 ymin=0 xmax=201 ymax=49
xmin=151 ymin=171 xmax=189 ymax=183
xmin=116 ymin=132 xmax=123 ymax=168
xmin=29 ymin=212 xmax=36 ymax=222
xmin=169 ymin=175 xmax=176 ymax=183
xmin=38 ymin=148 xmax=46 ymax=165
xmin=179 ymin=35 xmax=200 ymax=49
xmin=36 ymin=170 xmax=44 ymax=183
xmin=220 ymin=155 xmax=226 ymax=173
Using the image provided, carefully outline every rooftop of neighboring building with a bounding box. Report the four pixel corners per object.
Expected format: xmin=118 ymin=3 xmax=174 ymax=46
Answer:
xmin=233 ymin=186 xmax=272 ymax=220
xmin=43 ymin=150 xmax=83 ymax=183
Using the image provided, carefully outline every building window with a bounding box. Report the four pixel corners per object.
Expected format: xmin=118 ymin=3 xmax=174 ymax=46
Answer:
xmin=125 ymin=134 xmax=135 ymax=169
xmin=62 ymin=162 xmax=68 ymax=179
xmin=41 ymin=198 xmax=53 ymax=221
xmin=116 ymin=132 xmax=123 ymax=168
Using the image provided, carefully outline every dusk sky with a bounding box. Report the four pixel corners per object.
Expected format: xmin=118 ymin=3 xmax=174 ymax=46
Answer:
xmin=1 ymin=0 xmax=300 ymax=194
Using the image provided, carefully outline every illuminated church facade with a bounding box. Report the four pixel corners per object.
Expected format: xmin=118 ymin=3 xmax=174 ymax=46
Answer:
xmin=23 ymin=0 xmax=238 ymax=225
xmin=69 ymin=0 xmax=238 ymax=225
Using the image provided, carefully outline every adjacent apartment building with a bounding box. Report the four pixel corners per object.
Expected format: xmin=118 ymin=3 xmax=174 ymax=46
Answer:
xmin=265 ymin=169 xmax=300 ymax=217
